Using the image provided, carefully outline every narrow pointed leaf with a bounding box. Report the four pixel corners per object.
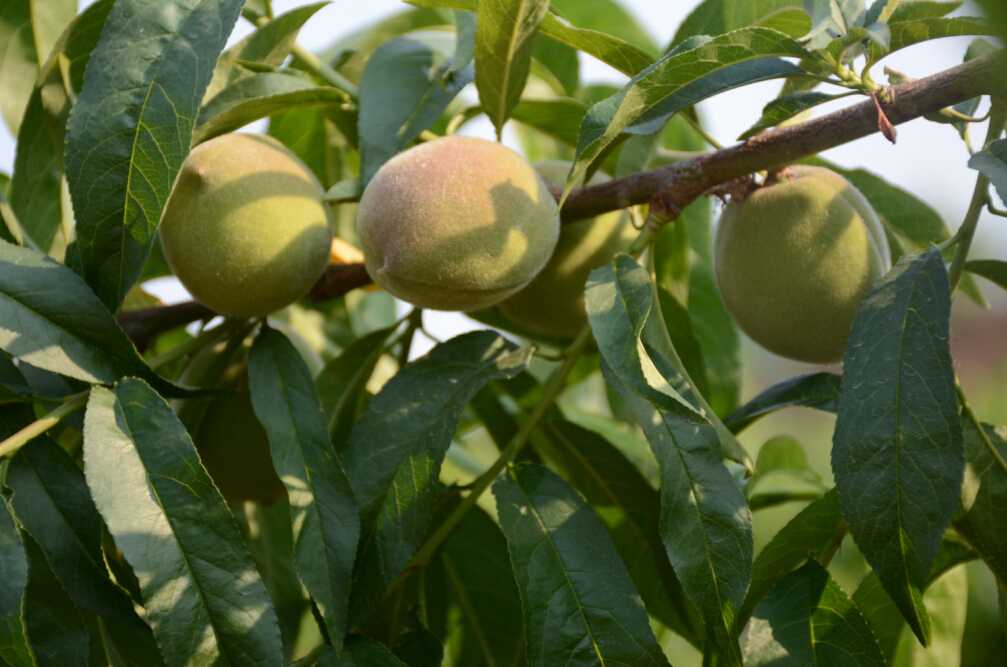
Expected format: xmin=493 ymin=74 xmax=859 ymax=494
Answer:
xmin=7 ymin=436 xmax=142 ymax=628
xmin=550 ymin=0 xmax=659 ymax=56
xmin=0 ymin=0 xmax=76 ymax=134
xmin=892 ymin=564 xmax=968 ymax=666
xmin=603 ymin=357 xmax=751 ymax=666
xmin=315 ymin=327 xmax=395 ymax=452
xmin=852 ymin=539 xmax=976 ymax=661
xmin=21 ymin=528 xmax=88 ymax=667
xmin=968 ymin=138 xmax=1007 ymax=204
xmin=739 ymin=490 xmax=846 ymax=629
xmin=740 ymin=91 xmax=848 ymax=139
xmin=746 ymin=436 xmax=828 ymax=510
xmin=724 ymin=372 xmax=842 ymax=433
xmin=203 ymin=2 xmax=327 ymax=101
xmin=890 ymin=2 xmax=963 ymax=22
xmin=563 ymin=28 xmax=807 ymax=201
xmin=83 ymin=380 xmax=283 ymax=667
xmin=0 ymin=354 xmax=31 ymax=404
xmin=953 ymin=421 xmax=1007 ymax=587
xmin=832 ymin=247 xmax=963 ymax=647
xmin=474 ymin=0 xmax=550 ymax=136
xmin=194 ymin=72 xmax=347 ymax=145
xmin=342 ymin=331 xmax=532 ymax=625
xmin=409 ymin=0 xmax=654 ymax=76
xmin=883 ymin=17 xmax=996 ymax=55
xmin=359 ymin=32 xmax=472 ymax=186
xmin=965 ymin=260 xmax=1007 ymax=293
xmin=0 ymin=241 xmax=200 ymax=397
xmin=64 ymin=0 xmax=245 ymax=313
xmin=688 ymin=260 xmax=740 ymax=417
xmin=540 ymin=419 xmax=704 ymax=645
xmin=437 ymin=503 xmax=524 ymax=666
xmin=316 ymin=635 xmax=410 ymax=666
xmin=494 ymin=463 xmax=670 ymax=667
xmin=10 ymin=0 xmax=115 ymax=252
xmin=744 ymin=560 xmax=886 ymax=667
xmin=586 ymin=254 xmax=704 ymax=425
xmin=99 ymin=619 xmax=168 ymax=667
xmin=0 ymin=495 xmax=31 ymax=667
xmin=671 ymin=0 xmax=803 ymax=48
xmin=248 ymin=326 xmax=360 ymax=650
xmin=510 ymin=97 xmax=589 ymax=147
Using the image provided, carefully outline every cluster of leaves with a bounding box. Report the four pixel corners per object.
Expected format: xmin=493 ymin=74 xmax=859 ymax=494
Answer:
xmin=0 ymin=0 xmax=1005 ymax=666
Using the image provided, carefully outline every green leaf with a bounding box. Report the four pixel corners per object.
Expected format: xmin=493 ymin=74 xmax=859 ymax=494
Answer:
xmin=549 ymin=0 xmax=659 ymax=56
xmin=744 ymin=560 xmax=886 ymax=667
xmin=739 ymin=91 xmax=848 ymax=140
xmin=688 ymin=261 xmax=740 ymax=417
xmin=0 ymin=497 xmax=25 ymax=622
xmin=7 ymin=436 xmax=142 ymax=629
xmin=316 ymin=635 xmax=411 ymax=666
xmin=968 ymin=138 xmax=1007 ymax=205
xmin=966 ymin=259 xmax=1007 ymax=293
xmin=586 ymin=254 xmax=705 ymax=425
xmin=602 ymin=357 xmax=752 ymax=666
xmin=194 ymin=72 xmax=348 ymax=145
xmin=99 ymin=618 xmax=168 ymax=667
xmin=315 ymin=327 xmax=395 ymax=453
xmin=436 ymin=503 xmax=525 ymax=666
xmin=891 ymin=564 xmax=968 ymax=667
xmin=739 ymin=490 xmax=846 ymax=629
xmin=510 ymin=97 xmax=588 ymax=147
xmin=832 ymin=247 xmax=963 ymax=647
xmin=83 ymin=380 xmax=283 ymax=667
xmin=954 ymin=421 xmax=1007 ymax=588
xmin=64 ymin=0 xmax=245 ymax=313
xmin=408 ymin=0 xmax=655 ymax=76
xmin=21 ymin=528 xmax=89 ymax=667
xmin=0 ymin=498 xmax=30 ymax=667
xmin=0 ymin=0 xmax=76 ymax=135
xmin=473 ymin=0 xmax=550 ymax=137
xmin=756 ymin=7 xmax=814 ymax=37
xmin=10 ymin=0 xmax=114 ymax=253
xmin=359 ymin=31 xmax=472 ymax=185
xmin=853 ymin=539 xmax=976 ymax=662
xmin=884 ymin=16 xmax=996 ymax=55
xmin=0 ymin=241 xmax=199 ymax=398
xmin=889 ymin=1 xmax=963 ymax=22
xmin=802 ymin=156 xmax=988 ymax=308
xmin=247 ymin=326 xmax=360 ymax=650
xmin=671 ymin=0 xmax=803 ymax=48
xmin=0 ymin=353 xmax=31 ymax=404
xmin=530 ymin=34 xmax=579 ymax=96
xmin=746 ymin=436 xmax=828 ymax=510
xmin=539 ymin=419 xmax=704 ymax=646
xmin=203 ymin=2 xmax=326 ymax=101
xmin=342 ymin=332 xmax=532 ymax=625
xmin=724 ymin=372 xmax=842 ymax=433
xmin=493 ymin=463 xmax=670 ymax=667
xmin=656 ymin=286 xmax=711 ymax=403
xmin=564 ymin=30 xmax=807 ymax=201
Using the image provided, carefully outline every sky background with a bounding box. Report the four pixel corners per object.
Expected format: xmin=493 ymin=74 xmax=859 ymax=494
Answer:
xmin=1 ymin=0 xmax=1003 ymax=355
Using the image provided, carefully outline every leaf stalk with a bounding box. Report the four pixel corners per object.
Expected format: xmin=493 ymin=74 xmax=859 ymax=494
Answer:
xmin=0 ymin=390 xmax=90 ymax=458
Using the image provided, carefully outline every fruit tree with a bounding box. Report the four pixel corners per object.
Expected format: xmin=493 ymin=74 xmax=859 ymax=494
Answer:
xmin=0 ymin=0 xmax=1005 ymax=666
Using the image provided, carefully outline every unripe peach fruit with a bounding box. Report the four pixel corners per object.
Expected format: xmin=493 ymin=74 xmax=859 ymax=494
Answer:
xmin=713 ymin=165 xmax=890 ymax=364
xmin=159 ymin=133 xmax=333 ymax=318
xmin=498 ymin=162 xmax=637 ymax=337
xmin=356 ymin=136 xmax=560 ymax=311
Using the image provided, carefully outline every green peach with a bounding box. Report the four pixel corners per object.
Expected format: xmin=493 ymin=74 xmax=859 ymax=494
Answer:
xmin=356 ymin=136 xmax=560 ymax=311
xmin=159 ymin=133 xmax=333 ymax=318
xmin=713 ymin=165 xmax=890 ymax=364
xmin=498 ymin=162 xmax=637 ymax=337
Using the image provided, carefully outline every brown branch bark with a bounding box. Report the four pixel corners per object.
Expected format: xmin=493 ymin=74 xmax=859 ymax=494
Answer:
xmin=121 ymin=49 xmax=1007 ymax=349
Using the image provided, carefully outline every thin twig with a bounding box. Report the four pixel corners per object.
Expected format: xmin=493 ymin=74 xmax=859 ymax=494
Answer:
xmin=0 ymin=390 xmax=90 ymax=459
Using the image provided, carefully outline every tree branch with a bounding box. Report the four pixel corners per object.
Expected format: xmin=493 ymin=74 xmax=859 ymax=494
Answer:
xmin=121 ymin=49 xmax=1007 ymax=349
